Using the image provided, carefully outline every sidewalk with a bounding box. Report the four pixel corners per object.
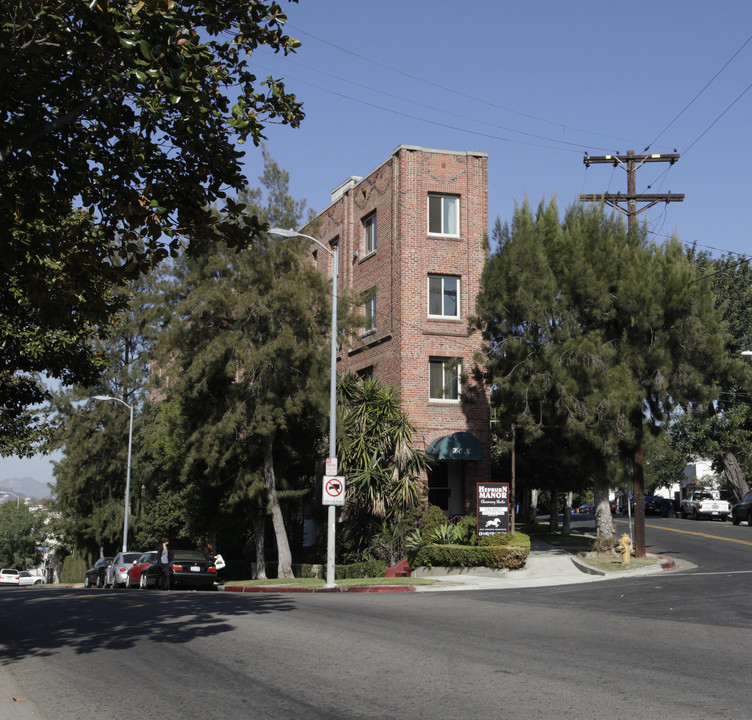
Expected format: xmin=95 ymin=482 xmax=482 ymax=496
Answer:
xmin=221 ymin=539 xmax=691 ymax=594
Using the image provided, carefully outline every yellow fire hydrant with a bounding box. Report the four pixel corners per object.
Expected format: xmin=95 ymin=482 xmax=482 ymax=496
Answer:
xmin=615 ymin=533 xmax=632 ymax=564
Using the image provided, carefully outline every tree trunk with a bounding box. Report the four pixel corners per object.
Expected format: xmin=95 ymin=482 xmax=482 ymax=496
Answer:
xmin=592 ymin=477 xmax=615 ymax=555
xmin=562 ymin=491 xmax=572 ymax=536
xmin=263 ymin=432 xmax=294 ymax=578
xmin=548 ymin=489 xmax=559 ymax=531
xmin=250 ymin=507 xmax=266 ymax=580
xmin=529 ymin=489 xmax=538 ymax=524
xmin=722 ymin=450 xmax=750 ymax=502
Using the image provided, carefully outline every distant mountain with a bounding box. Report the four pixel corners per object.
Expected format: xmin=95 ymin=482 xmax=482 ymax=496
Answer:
xmin=0 ymin=477 xmax=53 ymax=501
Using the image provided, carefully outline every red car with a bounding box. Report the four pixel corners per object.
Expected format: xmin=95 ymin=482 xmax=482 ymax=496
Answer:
xmin=127 ymin=552 xmax=158 ymax=589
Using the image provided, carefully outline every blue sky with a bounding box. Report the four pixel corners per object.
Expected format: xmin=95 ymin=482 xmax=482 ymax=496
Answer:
xmin=3 ymin=0 xmax=751 ymax=488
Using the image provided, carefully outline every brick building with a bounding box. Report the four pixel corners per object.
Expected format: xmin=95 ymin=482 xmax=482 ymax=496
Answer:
xmin=307 ymin=145 xmax=491 ymax=516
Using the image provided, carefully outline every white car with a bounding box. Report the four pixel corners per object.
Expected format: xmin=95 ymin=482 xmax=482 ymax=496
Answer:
xmin=18 ymin=571 xmax=45 ymax=586
xmin=0 ymin=568 xmax=20 ymax=585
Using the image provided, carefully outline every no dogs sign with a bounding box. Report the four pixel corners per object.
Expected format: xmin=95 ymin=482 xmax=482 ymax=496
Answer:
xmin=323 ymin=475 xmax=346 ymax=506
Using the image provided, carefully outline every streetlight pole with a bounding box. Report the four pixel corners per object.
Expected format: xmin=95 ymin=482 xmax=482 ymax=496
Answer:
xmin=268 ymin=227 xmax=339 ymax=588
xmin=92 ymin=395 xmax=134 ymax=553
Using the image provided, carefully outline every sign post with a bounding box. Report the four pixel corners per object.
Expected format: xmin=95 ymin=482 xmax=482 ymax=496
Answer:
xmin=476 ymin=482 xmax=510 ymax=537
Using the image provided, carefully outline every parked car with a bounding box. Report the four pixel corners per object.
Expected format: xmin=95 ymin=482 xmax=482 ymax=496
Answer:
xmin=105 ymin=552 xmax=144 ymax=588
xmin=84 ymin=557 xmax=113 ymax=588
xmin=18 ymin=571 xmax=45 ymax=586
xmin=0 ymin=569 xmax=20 ymax=586
xmin=128 ymin=552 xmax=158 ymax=589
xmin=644 ymin=496 xmax=677 ymax=517
xmin=731 ymin=491 xmax=752 ymax=526
xmin=140 ymin=550 xmax=217 ymax=590
xmin=574 ymin=503 xmax=594 ymax=514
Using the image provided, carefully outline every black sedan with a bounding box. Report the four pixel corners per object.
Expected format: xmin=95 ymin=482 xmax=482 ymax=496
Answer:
xmin=140 ymin=550 xmax=217 ymax=590
xmin=84 ymin=557 xmax=113 ymax=588
xmin=731 ymin=491 xmax=752 ymax=526
xmin=644 ymin=495 xmax=677 ymax=517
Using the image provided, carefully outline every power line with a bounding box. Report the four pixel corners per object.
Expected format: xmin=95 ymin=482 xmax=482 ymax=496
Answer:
xmin=285 ymin=25 xmax=651 ymax=151
xmin=252 ymin=57 xmax=613 ymax=154
xmin=645 ymin=32 xmax=752 ymax=151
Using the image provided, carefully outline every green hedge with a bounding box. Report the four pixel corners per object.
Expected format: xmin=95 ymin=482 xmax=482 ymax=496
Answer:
xmin=292 ymin=560 xmax=387 ymax=580
xmin=61 ymin=554 xmax=87 ymax=585
xmin=411 ymin=543 xmax=529 ymax=570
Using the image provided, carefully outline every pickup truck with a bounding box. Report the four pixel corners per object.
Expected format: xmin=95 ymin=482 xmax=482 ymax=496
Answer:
xmin=680 ymin=489 xmax=731 ymax=520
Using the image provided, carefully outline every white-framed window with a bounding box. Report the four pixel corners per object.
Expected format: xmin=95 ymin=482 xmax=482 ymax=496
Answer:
xmin=429 ymin=358 xmax=461 ymax=401
xmin=363 ymin=212 xmax=377 ymax=255
xmin=428 ymin=275 xmax=459 ymax=318
xmin=363 ymin=292 xmax=376 ymax=334
xmin=428 ymin=194 xmax=459 ymax=236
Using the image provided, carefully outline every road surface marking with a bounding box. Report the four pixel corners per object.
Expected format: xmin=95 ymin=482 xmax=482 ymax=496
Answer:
xmin=615 ymin=518 xmax=752 ymax=547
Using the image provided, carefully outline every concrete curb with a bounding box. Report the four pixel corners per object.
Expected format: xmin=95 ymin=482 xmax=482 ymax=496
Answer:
xmin=571 ymin=552 xmax=675 ymax=576
xmin=221 ymin=584 xmax=416 ymax=594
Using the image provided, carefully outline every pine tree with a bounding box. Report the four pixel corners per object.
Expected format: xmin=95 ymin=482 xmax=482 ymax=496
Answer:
xmin=474 ymin=200 xmax=726 ymax=554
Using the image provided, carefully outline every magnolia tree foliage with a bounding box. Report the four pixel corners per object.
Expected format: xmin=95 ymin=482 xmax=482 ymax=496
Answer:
xmin=473 ymin=200 xmax=727 ymax=551
xmin=0 ymin=0 xmax=304 ymax=454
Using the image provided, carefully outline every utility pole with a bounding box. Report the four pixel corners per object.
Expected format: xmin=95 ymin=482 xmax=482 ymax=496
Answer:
xmin=580 ymin=150 xmax=684 ymax=227
xmin=580 ymin=150 xmax=684 ymax=559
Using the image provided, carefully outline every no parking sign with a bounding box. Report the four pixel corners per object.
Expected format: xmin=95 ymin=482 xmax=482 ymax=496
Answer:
xmin=322 ymin=475 xmax=346 ymax=506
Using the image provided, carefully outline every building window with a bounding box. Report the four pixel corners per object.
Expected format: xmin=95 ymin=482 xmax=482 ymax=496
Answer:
xmin=363 ymin=291 xmax=376 ymax=334
xmin=363 ymin=213 xmax=377 ymax=255
xmin=429 ymin=358 xmax=460 ymax=401
xmin=428 ymin=275 xmax=459 ymax=318
xmin=428 ymin=195 xmax=459 ymax=236
xmin=357 ymin=366 xmax=374 ymax=380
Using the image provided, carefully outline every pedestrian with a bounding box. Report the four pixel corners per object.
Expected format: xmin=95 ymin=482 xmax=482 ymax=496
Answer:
xmin=156 ymin=537 xmax=173 ymax=590
xmin=201 ymin=543 xmax=215 ymax=563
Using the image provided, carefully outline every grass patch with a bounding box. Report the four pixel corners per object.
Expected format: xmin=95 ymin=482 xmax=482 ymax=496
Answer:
xmin=577 ymin=554 xmax=661 ymax=572
xmin=225 ymin=576 xmax=440 ymax=589
xmin=522 ymin=524 xmax=595 ymax=548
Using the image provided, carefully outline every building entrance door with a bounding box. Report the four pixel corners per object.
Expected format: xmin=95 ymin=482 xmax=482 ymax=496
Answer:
xmin=427 ymin=462 xmax=463 ymax=516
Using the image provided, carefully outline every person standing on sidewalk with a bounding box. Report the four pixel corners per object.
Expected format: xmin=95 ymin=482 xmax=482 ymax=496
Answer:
xmin=156 ymin=537 xmax=173 ymax=590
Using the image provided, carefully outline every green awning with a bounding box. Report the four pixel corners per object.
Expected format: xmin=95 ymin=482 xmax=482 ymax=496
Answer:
xmin=426 ymin=432 xmax=484 ymax=461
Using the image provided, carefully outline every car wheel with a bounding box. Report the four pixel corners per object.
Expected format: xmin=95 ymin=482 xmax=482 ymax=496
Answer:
xmin=124 ymin=575 xmax=131 ymax=589
xmin=96 ymin=575 xmax=103 ymax=588
xmin=693 ymin=508 xmax=700 ymax=520
xmin=140 ymin=573 xmax=147 ymax=589
xmin=84 ymin=576 xmax=91 ymax=588
xmin=733 ymin=513 xmax=741 ymax=525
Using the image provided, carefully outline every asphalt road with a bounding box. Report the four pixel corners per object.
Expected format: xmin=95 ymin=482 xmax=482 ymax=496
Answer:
xmin=2 ymin=516 xmax=751 ymax=720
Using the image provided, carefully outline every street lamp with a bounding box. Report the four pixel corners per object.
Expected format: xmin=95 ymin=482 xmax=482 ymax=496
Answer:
xmin=268 ymin=227 xmax=339 ymax=588
xmin=92 ymin=395 xmax=134 ymax=553
xmin=1 ymin=490 xmax=23 ymax=509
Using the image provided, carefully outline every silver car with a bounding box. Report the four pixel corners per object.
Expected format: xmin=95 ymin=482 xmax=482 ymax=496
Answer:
xmin=105 ymin=552 xmax=144 ymax=588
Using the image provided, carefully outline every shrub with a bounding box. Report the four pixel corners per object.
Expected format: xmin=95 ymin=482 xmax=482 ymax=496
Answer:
xmin=479 ymin=531 xmax=530 ymax=550
xmin=411 ymin=543 xmax=528 ymax=570
xmin=291 ymin=561 xmax=387 ymax=580
xmin=61 ymin=554 xmax=87 ymax=584
xmin=453 ymin=515 xmax=477 ymax=545
xmin=428 ymin=523 xmax=458 ymax=545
